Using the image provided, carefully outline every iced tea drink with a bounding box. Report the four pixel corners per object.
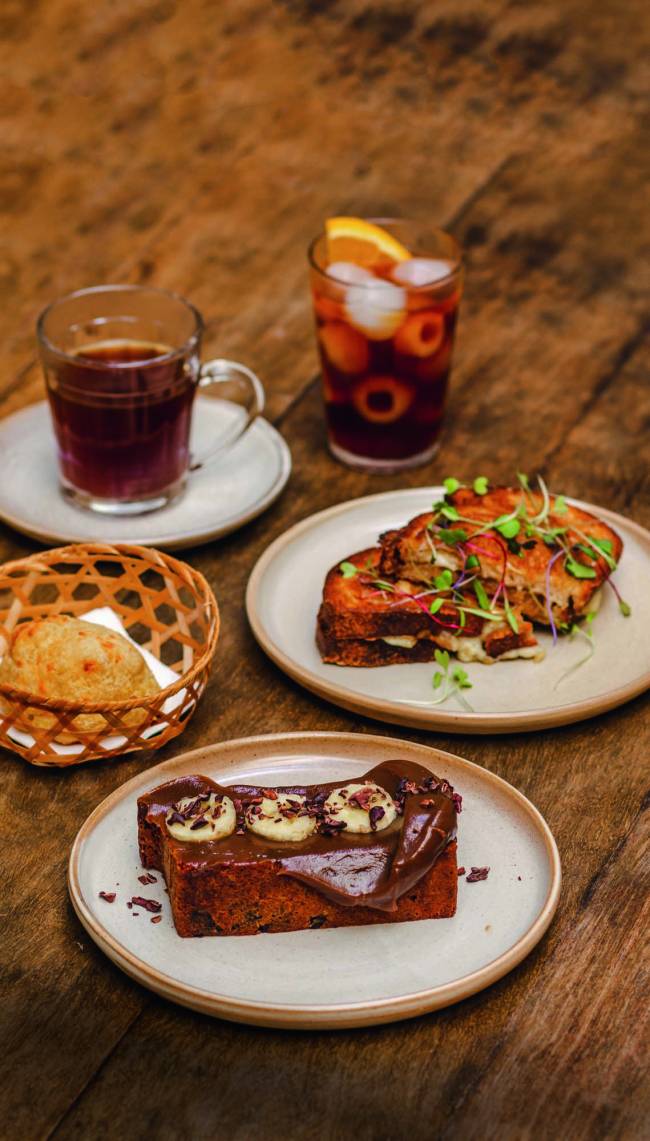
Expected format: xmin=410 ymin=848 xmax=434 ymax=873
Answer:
xmin=309 ymin=219 xmax=463 ymax=470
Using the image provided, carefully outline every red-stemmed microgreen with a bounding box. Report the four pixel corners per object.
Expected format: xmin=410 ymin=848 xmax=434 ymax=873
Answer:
xmin=606 ymin=577 xmax=632 ymax=617
xmin=430 ymin=474 xmax=626 ymax=618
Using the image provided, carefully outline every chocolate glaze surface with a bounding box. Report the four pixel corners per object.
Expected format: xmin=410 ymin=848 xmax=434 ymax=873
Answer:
xmin=138 ymin=759 xmax=458 ymax=913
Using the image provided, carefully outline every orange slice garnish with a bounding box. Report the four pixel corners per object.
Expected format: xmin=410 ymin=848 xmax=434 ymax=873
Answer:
xmin=325 ymin=217 xmax=411 ymax=268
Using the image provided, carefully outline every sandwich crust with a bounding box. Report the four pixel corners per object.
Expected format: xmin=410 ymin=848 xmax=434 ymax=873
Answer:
xmin=379 ymin=486 xmax=622 ymax=626
xmin=317 ymin=548 xmax=539 ymax=666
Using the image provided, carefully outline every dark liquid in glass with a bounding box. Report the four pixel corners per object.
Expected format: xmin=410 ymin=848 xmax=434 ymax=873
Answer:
xmin=312 ymin=267 xmax=461 ymax=464
xmin=46 ymin=340 xmax=196 ymax=502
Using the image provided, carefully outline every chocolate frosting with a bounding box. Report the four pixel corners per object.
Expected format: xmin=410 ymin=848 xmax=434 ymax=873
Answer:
xmin=138 ymin=759 xmax=457 ymax=913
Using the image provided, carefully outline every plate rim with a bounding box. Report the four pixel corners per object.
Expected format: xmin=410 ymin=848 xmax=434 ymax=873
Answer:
xmin=0 ymin=400 xmax=291 ymax=550
xmin=245 ymin=488 xmax=650 ymax=734
xmin=68 ymin=730 xmax=562 ymax=1029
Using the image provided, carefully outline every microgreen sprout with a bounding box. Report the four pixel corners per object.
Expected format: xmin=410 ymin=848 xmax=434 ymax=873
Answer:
xmin=432 ymin=474 xmax=625 ymax=632
xmin=474 ymin=580 xmax=490 ymax=611
xmin=554 ymin=612 xmax=597 ymax=688
xmin=437 ymin=527 xmax=468 ymax=545
xmin=339 ymin=561 xmax=358 ymax=579
xmin=503 ymin=595 xmax=519 ymax=634
xmin=431 ymin=650 xmax=474 ymax=710
xmin=434 ymin=569 xmax=453 ymax=591
xmin=606 ymin=577 xmax=632 ymax=617
xmin=564 ymin=556 xmax=597 ymax=580
xmin=443 ymin=477 xmax=461 ymax=495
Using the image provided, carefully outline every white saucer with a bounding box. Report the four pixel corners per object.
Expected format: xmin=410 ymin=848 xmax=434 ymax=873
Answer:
xmin=68 ymin=732 xmax=561 ymax=1029
xmin=0 ymin=399 xmax=291 ymax=550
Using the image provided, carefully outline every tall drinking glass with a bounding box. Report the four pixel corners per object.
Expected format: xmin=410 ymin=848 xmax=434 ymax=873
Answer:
xmin=309 ymin=220 xmax=463 ymax=471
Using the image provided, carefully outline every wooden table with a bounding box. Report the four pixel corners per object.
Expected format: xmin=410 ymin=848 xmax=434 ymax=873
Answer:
xmin=2 ymin=2 xmax=648 ymax=1138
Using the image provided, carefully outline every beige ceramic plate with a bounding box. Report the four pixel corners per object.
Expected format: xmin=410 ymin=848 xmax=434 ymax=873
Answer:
xmin=246 ymin=489 xmax=650 ymax=733
xmin=68 ymin=732 xmax=560 ymax=1029
xmin=0 ymin=399 xmax=290 ymax=550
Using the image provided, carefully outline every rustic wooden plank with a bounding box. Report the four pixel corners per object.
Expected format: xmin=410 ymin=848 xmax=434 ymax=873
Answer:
xmin=2 ymin=0 xmax=647 ymax=421
xmin=547 ymin=340 xmax=650 ymax=526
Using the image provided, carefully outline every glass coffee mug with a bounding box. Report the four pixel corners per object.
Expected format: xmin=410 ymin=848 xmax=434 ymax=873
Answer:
xmin=37 ymin=285 xmax=265 ymax=515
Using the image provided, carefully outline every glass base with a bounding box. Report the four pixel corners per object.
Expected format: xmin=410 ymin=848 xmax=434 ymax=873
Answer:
xmin=327 ymin=438 xmax=440 ymax=474
xmin=61 ymin=476 xmax=186 ymax=516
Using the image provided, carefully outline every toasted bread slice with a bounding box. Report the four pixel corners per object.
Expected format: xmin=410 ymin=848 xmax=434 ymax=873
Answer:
xmin=317 ymin=548 xmax=540 ymax=666
xmin=380 ymin=486 xmax=622 ymax=627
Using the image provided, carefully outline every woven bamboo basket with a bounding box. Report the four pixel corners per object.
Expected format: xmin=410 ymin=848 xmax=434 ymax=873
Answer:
xmin=0 ymin=543 xmax=219 ymax=767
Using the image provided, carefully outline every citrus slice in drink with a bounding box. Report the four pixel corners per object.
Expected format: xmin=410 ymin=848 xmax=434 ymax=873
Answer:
xmin=352 ymin=375 xmax=414 ymax=423
xmin=325 ymin=217 xmax=411 ymax=268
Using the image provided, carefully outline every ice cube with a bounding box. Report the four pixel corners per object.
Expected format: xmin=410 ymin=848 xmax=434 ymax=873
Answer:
xmin=325 ymin=261 xmax=375 ymax=285
xmin=390 ymin=258 xmax=454 ymax=287
xmin=344 ymin=280 xmax=407 ymax=340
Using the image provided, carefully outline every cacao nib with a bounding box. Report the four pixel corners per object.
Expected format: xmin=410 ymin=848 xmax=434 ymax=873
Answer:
xmin=167 ymin=811 xmax=185 ymax=826
xmin=319 ymin=817 xmax=347 ymax=836
xmin=138 ymin=873 xmax=157 ymax=885
xmin=131 ymin=896 xmax=162 ymax=913
xmin=397 ymin=778 xmax=418 ymax=797
xmin=369 ymin=805 xmax=385 ymax=830
xmin=457 ymin=867 xmax=466 ymax=876
xmin=452 ymin=792 xmax=463 ymax=814
xmin=466 ymin=867 xmax=490 ymax=883
xmin=261 ymin=788 xmax=278 ymax=801
xmin=150 ymin=915 xmax=162 ymax=924
xmin=99 ymin=891 xmax=116 ymax=902
xmin=190 ymin=817 xmax=208 ymax=830
xmin=349 ymin=786 xmax=375 ymax=811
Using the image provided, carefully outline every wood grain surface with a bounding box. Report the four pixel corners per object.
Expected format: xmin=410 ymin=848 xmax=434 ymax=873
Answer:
xmin=1 ymin=1 xmax=649 ymax=1138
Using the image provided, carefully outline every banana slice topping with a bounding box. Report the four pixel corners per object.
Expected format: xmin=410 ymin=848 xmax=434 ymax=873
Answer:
xmin=166 ymin=792 xmax=236 ymax=842
xmin=245 ymin=793 xmax=317 ymax=842
xmin=322 ymin=782 xmax=398 ymax=834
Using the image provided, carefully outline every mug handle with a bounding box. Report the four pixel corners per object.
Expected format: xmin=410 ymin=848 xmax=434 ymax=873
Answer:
xmin=189 ymin=358 xmax=265 ymax=471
